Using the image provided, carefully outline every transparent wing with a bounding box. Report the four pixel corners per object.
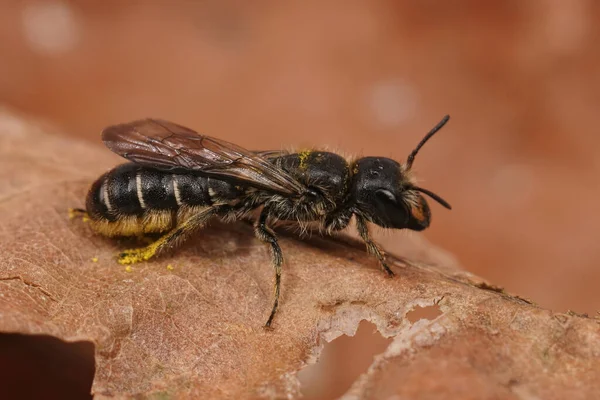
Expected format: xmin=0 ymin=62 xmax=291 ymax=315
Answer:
xmin=253 ymin=149 xmax=290 ymax=159
xmin=102 ymin=119 xmax=305 ymax=196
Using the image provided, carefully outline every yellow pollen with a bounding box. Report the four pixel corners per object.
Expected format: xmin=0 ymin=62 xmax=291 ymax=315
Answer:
xmin=298 ymin=150 xmax=311 ymax=169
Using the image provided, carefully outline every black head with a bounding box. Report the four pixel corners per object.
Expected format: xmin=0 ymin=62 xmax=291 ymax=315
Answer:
xmin=351 ymin=116 xmax=452 ymax=231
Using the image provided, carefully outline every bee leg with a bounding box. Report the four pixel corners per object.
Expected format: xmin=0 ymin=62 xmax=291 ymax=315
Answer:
xmin=118 ymin=206 xmax=219 ymax=265
xmin=68 ymin=208 xmax=89 ymax=222
xmin=355 ymin=215 xmax=394 ymax=277
xmin=254 ymin=207 xmax=283 ymax=328
xmin=323 ymin=210 xmax=352 ymax=233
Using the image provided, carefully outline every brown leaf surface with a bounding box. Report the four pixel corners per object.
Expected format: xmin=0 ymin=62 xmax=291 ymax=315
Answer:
xmin=0 ymin=109 xmax=598 ymax=399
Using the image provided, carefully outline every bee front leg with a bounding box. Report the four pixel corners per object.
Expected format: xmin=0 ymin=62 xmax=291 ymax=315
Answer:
xmin=254 ymin=206 xmax=283 ymax=328
xmin=118 ymin=206 xmax=220 ymax=265
xmin=355 ymin=215 xmax=394 ymax=277
xmin=323 ymin=210 xmax=352 ymax=233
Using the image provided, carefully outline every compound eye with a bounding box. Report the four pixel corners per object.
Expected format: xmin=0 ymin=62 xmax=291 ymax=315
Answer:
xmin=369 ymin=188 xmax=411 ymax=228
xmin=376 ymin=189 xmax=396 ymax=203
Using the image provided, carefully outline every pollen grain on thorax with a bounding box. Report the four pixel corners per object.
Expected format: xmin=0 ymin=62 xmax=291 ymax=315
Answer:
xmin=298 ymin=150 xmax=311 ymax=170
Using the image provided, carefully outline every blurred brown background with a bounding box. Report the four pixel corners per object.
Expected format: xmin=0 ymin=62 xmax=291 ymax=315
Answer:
xmin=1 ymin=1 xmax=599 ymax=398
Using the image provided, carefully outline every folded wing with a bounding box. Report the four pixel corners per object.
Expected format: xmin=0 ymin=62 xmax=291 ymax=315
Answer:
xmin=102 ymin=119 xmax=306 ymax=196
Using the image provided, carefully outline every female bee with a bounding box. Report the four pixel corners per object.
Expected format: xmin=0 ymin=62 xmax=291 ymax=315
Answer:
xmin=76 ymin=116 xmax=452 ymax=327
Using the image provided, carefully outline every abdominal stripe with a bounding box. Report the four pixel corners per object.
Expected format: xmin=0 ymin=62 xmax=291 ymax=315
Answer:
xmin=136 ymin=172 xmax=147 ymax=209
xmin=101 ymin=179 xmax=113 ymax=213
xmin=172 ymin=175 xmax=183 ymax=206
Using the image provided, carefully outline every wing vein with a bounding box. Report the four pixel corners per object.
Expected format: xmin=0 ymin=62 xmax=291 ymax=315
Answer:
xmin=102 ymin=119 xmax=305 ymax=196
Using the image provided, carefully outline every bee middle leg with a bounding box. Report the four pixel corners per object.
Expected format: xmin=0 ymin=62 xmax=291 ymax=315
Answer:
xmin=254 ymin=207 xmax=283 ymax=328
xmin=355 ymin=215 xmax=394 ymax=277
xmin=118 ymin=206 xmax=221 ymax=265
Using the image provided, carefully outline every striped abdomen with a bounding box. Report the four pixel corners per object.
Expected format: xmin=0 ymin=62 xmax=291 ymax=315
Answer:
xmin=85 ymin=163 xmax=242 ymax=237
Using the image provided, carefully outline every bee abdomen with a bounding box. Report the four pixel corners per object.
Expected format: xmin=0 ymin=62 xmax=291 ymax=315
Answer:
xmin=86 ymin=164 xmax=142 ymax=221
xmin=85 ymin=163 xmax=214 ymax=236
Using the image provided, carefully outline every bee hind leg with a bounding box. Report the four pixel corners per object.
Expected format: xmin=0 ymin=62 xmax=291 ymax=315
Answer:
xmin=68 ymin=208 xmax=89 ymax=222
xmin=355 ymin=215 xmax=394 ymax=277
xmin=118 ymin=206 xmax=220 ymax=265
xmin=254 ymin=207 xmax=283 ymax=329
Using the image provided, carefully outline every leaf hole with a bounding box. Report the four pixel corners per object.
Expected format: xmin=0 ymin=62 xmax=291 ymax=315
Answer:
xmin=0 ymin=333 xmax=95 ymax=399
xmin=405 ymin=303 xmax=443 ymax=323
xmin=297 ymin=320 xmax=392 ymax=399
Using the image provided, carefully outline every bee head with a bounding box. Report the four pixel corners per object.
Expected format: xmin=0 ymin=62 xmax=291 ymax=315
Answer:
xmin=351 ymin=116 xmax=451 ymax=231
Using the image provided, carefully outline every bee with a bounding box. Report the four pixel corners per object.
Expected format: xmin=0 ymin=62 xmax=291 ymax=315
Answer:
xmin=73 ymin=116 xmax=452 ymax=327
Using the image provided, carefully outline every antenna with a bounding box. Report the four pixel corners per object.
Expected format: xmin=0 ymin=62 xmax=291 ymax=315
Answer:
xmin=413 ymin=186 xmax=452 ymax=210
xmin=406 ymin=115 xmax=450 ymax=170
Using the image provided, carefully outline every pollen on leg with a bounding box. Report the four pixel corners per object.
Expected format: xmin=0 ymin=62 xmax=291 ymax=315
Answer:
xmin=118 ymin=243 xmax=159 ymax=265
xmin=68 ymin=208 xmax=89 ymax=221
xmin=118 ymin=249 xmax=144 ymax=265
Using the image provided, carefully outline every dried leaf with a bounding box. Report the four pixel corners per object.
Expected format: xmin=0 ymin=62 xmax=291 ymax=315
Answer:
xmin=0 ymin=110 xmax=598 ymax=399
